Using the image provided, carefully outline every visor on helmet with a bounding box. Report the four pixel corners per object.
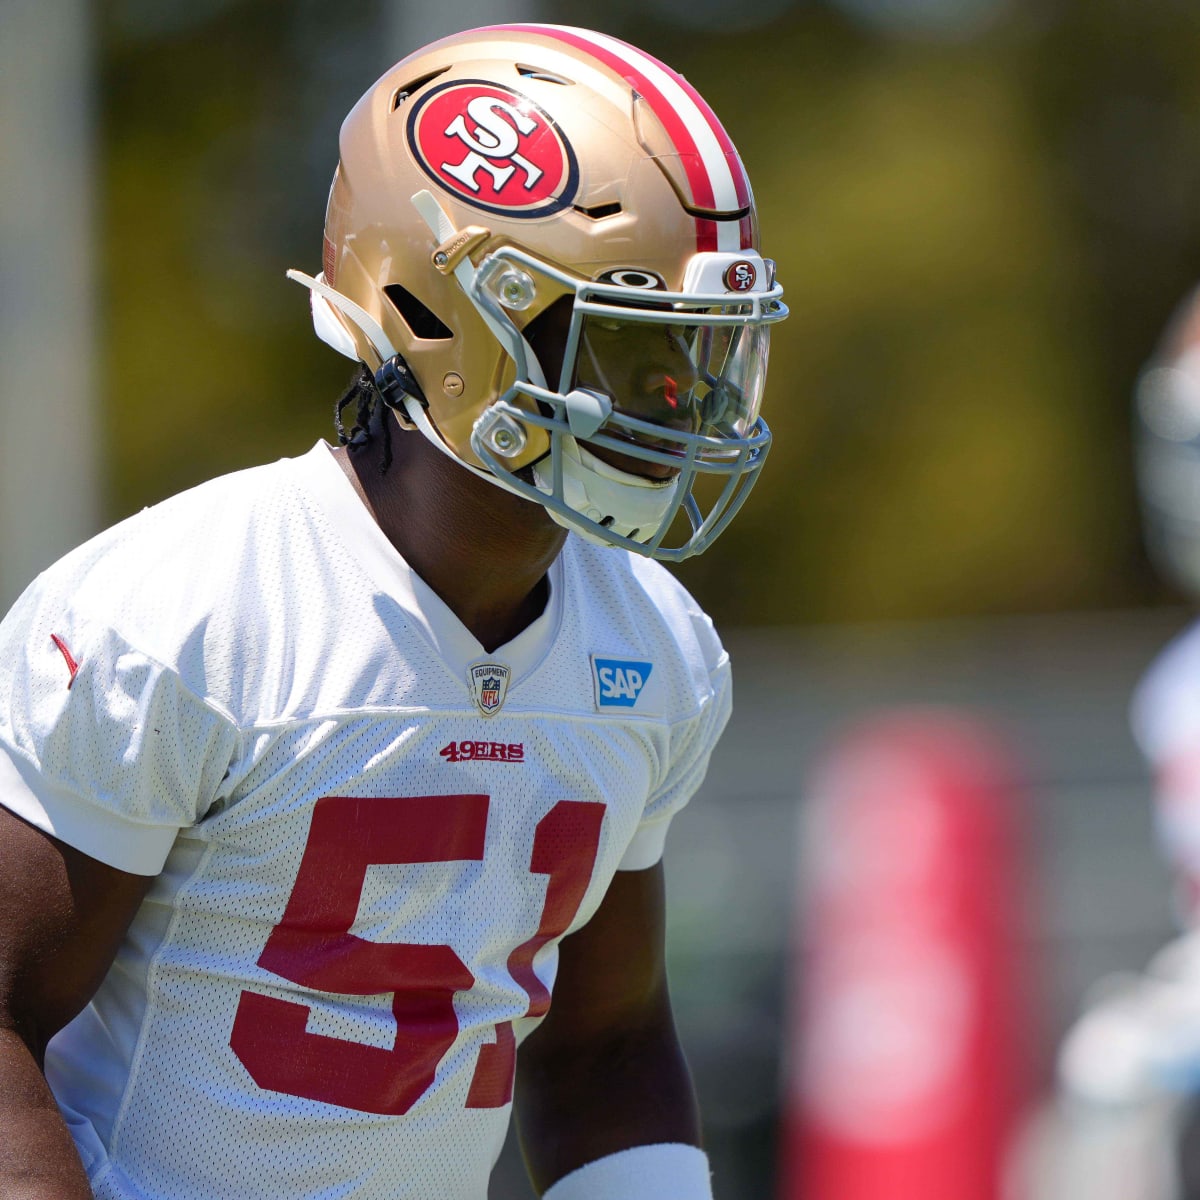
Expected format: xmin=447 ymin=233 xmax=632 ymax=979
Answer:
xmin=570 ymin=311 xmax=770 ymax=459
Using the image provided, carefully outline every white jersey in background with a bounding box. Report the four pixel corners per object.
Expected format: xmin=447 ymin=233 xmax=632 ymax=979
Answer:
xmin=0 ymin=441 xmax=731 ymax=1200
xmin=1132 ymin=619 xmax=1200 ymax=918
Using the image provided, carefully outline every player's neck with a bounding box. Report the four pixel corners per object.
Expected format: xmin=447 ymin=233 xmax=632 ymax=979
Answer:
xmin=334 ymin=420 xmax=568 ymax=654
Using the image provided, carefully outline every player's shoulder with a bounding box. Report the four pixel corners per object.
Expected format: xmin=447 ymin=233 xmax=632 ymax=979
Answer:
xmin=562 ymin=537 xmax=728 ymax=684
xmin=44 ymin=451 xmax=304 ymax=592
xmin=3 ymin=446 xmax=325 ymax=674
xmin=1131 ymin=617 xmax=1200 ymax=761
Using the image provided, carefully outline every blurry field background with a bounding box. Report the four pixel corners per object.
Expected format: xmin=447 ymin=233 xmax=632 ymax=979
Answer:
xmin=5 ymin=0 xmax=1200 ymax=1196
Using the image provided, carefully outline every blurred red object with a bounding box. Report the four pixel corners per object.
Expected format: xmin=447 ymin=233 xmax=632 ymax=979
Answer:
xmin=781 ymin=710 xmax=1029 ymax=1200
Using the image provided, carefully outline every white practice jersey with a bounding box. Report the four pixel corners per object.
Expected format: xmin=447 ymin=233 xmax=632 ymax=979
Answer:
xmin=0 ymin=442 xmax=731 ymax=1200
xmin=1131 ymin=618 xmax=1200 ymax=911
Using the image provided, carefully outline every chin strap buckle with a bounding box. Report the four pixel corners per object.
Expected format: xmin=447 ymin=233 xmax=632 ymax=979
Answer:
xmin=373 ymin=355 xmax=427 ymax=425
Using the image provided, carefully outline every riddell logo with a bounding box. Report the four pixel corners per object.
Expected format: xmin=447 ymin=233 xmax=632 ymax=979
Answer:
xmin=408 ymin=80 xmax=578 ymax=217
xmin=440 ymin=740 xmax=525 ymax=764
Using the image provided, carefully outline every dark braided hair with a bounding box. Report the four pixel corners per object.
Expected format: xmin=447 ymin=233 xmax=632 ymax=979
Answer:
xmin=333 ymin=364 xmax=394 ymax=470
xmin=334 ymin=351 xmax=429 ymax=473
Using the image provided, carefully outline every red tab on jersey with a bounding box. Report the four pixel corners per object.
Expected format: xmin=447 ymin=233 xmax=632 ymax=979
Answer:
xmin=440 ymin=741 xmax=525 ymax=764
xmin=50 ymin=633 xmax=80 ymax=688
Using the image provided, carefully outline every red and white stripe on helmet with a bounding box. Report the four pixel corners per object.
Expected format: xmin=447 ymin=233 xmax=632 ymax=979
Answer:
xmin=484 ymin=23 xmax=754 ymax=254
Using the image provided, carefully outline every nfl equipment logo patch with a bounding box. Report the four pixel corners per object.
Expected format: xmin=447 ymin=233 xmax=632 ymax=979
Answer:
xmin=468 ymin=661 xmax=511 ymax=717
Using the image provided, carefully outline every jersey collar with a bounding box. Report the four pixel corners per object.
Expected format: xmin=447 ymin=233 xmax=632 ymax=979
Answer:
xmin=298 ymin=441 xmax=563 ymax=681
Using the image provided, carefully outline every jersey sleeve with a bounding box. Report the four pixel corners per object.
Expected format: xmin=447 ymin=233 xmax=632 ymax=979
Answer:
xmin=0 ymin=580 xmax=239 ymax=876
xmin=618 ymin=652 xmax=732 ymax=872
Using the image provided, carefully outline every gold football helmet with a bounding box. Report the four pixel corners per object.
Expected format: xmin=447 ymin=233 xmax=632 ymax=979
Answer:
xmin=292 ymin=23 xmax=787 ymax=560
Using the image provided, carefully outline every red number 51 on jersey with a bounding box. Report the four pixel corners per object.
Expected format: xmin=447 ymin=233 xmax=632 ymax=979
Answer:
xmin=229 ymin=794 xmax=604 ymax=1115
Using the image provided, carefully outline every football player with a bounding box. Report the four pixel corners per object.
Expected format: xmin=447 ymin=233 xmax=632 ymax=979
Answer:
xmin=1132 ymin=285 xmax=1200 ymax=928
xmin=0 ymin=23 xmax=786 ymax=1200
xmin=1025 ymin=290 xmax=1200 ymax=1200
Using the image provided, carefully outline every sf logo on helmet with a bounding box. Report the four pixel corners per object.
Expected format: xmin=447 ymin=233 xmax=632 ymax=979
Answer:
xmin=723 ymin=260 xmax=757 ymax=292
xmin=408 ymin=81 xmax=579 ymax=218
xmin=443 ymin=98 xmax=542 ymax=193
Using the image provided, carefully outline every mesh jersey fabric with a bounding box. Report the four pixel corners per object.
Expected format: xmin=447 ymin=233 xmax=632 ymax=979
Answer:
xmin=0 ymin=441 xmax=731 ymax=1200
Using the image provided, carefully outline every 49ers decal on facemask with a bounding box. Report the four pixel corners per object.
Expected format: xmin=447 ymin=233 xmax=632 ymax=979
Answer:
xmin=408 ymin=80 xmax=579 ymax=218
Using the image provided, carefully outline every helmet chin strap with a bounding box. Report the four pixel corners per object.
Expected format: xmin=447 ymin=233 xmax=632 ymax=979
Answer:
xmin=396 ymin=392 xmax=537 ymax=502
xmin=286 ymin=269 xmax=396 ymax=362
xmin=535 ymin=437 xmax=678 ymax=546
xmin=287 ymin=265 xmax=535 ymax=498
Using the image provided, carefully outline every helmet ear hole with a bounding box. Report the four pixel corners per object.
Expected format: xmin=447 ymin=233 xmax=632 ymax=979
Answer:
xmin=383 ymin=284 xmax=453 ymax=341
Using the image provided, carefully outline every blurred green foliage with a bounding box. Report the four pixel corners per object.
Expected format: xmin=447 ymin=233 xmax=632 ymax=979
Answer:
xmin=99 ymin=0 xmax=1200 ymax=626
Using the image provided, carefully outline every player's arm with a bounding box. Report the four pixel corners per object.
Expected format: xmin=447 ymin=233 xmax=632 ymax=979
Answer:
xmin=0 ymin=804 xmax=153 ymax=1199
xmin=514 ymin=861 xmax=711 ymax=1199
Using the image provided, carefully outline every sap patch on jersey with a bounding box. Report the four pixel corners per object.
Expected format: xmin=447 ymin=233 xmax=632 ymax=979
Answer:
xmin=591 ymin=656 xmax=660 ymax=713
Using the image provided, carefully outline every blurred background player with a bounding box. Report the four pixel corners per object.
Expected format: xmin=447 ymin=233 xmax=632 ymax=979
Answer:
xmin=0 ymin=24 xmax=785 ymax=1200
xmin=1027 ymin=288 xmax=1200 ymax=1200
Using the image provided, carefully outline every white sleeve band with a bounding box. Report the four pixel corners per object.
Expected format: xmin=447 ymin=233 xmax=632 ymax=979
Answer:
xmin=617 ymin=814 xmax=672 ymax=870
xmin=541 ymin=1143 xmax=713 ymax=1200
xmin=0 ymin=744 xmax=176 ymax=875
